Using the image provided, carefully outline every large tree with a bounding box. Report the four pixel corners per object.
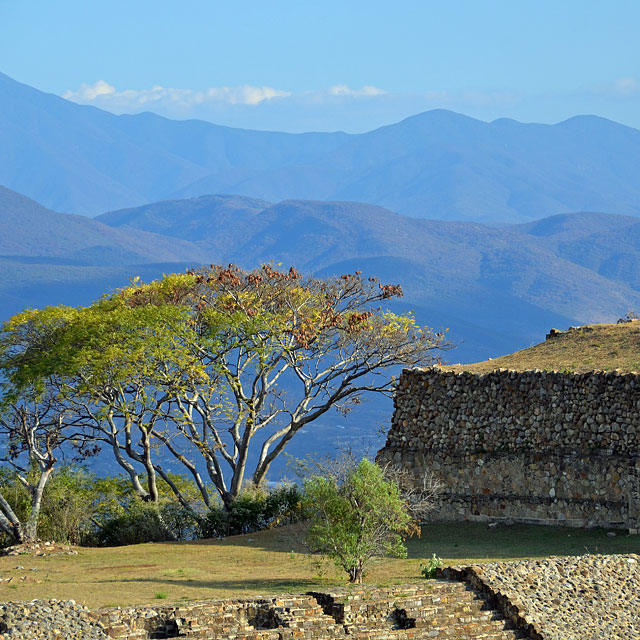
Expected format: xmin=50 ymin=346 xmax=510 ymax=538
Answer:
xmin=121 ymin=265 xmax=450 ymax=508
xmin=0 ymin=265 xmax=450 ymax=511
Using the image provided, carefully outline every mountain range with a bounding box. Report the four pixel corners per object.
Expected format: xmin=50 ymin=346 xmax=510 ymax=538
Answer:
xmin=3 ymin=187 xmax=640 ymax=366
xmin=2 ymin=72 xmax=640 ymax=223
xmin=3 ymin=70 xmax=640 ymax=473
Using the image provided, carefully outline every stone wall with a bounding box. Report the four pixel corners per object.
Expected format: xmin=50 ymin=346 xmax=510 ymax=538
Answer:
xmin=88 ymin=582 xmax=523 ymax=639
xmin=377 ymin=367 xmax=640 ymax=531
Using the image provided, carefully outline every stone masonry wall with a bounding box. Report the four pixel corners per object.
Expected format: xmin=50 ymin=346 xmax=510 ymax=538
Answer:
xmin=377 ymin=367 xmax=640 ymax=530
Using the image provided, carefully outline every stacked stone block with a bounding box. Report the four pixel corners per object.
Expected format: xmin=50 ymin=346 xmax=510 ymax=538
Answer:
xmin=89 ymin=584 xmax=524 ymax=639
xmin=377 ymin=367 xmax=640 ymax=531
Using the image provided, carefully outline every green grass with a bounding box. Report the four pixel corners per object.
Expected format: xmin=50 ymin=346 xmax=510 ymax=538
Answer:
xmin=0 ymin=522 xmax=637 ymax=608
xmin=412 ymin=522 xmax=638 ymax=563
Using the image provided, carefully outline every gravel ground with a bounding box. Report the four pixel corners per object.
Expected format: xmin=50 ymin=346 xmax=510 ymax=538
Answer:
xmin=0 ymin=600 xmax=107 ymax=639
xmin=467 ymin=554 xmax=640 ymax=640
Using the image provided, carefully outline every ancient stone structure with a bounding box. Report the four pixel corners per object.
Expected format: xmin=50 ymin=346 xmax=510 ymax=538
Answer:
xmin=88 ymin=583 xmax=524 ymax=639
xmin=3 ymin=554 xmax=639 ymax=638
xmin=377 ymin=367 xmax=640 ymax=531
xmin=443 ymin=554 xmax=640 ymax=640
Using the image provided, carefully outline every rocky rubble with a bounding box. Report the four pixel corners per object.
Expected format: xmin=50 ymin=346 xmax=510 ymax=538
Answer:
xmin=1 ymin=542 xmax=78 ymax=557
xmin=0 ymin=599 xmax=107 ymax=639
xmin=449 ymin=554 xmax=640 ymax=640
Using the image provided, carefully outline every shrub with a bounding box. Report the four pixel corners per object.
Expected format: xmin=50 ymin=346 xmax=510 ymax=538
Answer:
xmin=201 ymin=484 xmax=303 ymax=538
xmin=0 ymin=465 xmax=204 ymax=547
xmin=303 ymin=458 xmax=413 ymax=584
xmin=92 ymin=500 xmax=176 ymax=546
xmin=0 ymin=465 xmax=106 ymax=546
xmin=420 ymin=553 xmax=443 ymax=579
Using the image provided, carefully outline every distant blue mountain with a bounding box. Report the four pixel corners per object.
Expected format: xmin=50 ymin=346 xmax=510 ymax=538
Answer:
xmin=4 ymin=183 xmax=640 ymax=361
xmin=2 ymin=72 xmax=640 ymax=222
xmin=96 ymin=194 xmax=640 ymax=362
xmin=0 ymin=185 xmax=208 ymax=318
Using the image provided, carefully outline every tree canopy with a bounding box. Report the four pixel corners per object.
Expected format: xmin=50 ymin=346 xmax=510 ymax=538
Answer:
xmin=0 ymin=264 xmax=450 ymax=514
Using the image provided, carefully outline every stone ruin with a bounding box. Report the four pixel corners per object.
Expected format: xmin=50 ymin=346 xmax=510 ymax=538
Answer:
xmin=377 ymin=366 xmax=640 ymax=532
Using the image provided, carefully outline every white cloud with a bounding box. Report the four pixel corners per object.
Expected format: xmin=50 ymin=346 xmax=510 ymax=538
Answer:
xmin=327 ymin=85 xmax=387 ymax=97
xmin=59 ymin=81 xmax=525 ymax=132
xmin=63 ymin=81 xmax=291 ymax=109
xmin=63 ymin=80 xmax=116 ymax=101
xmin=63 ymin=81 xmax=392 ymax=113
xmin=581 ymin=77 xmax=640 ymax=100
xmin=611 ymin=77 xmax=640 ymax=97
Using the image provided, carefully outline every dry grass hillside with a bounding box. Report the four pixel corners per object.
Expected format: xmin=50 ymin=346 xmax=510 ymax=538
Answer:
xmin=447 ymin=320 xmax=640 ymax=374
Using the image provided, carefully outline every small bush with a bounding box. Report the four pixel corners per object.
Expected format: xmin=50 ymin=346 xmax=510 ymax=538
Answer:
xmin=304 ymin=459 xmax=413 ymax=584
xmin=90 ymin=500 xmax=200 ymax=547
xmin=201 ymin=484 xmax=303 ymax=538
xmin=0 ymin=465 xmax=110 ymax=546
xmin=420 ymin=553 xmax=443 ymax=579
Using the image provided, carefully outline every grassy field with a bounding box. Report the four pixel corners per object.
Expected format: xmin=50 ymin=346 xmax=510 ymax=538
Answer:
xmin=447 ymin=321 xmax=640 ymax=373
xmin=0 ymin=522 xmax=638 ymax=608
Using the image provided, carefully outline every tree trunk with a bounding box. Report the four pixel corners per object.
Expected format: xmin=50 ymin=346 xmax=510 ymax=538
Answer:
xmin=221 ymin=491 xmax=235 ymax=513
xmin=348 ymin=565 xmax=364 ymax=584
xmin=0 ymin=494 xmax=24 ymax=544
xmin=19 ymin=519 xmax=39 ymax=545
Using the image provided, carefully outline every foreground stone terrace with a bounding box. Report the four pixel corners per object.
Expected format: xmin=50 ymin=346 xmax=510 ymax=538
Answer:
xmin=0 ymin=554 xmax=638 ymax=639
xmin=444 ymin=554 xmax=640 ymax=640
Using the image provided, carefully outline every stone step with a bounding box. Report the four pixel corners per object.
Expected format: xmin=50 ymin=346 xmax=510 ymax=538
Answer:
xmin=348 ymin=629 xmax=523 ymax=640
xmin=189 ymin=628 xmax=524 ymax=640
xmin=104 ymin=581 xmax=527 ymax=640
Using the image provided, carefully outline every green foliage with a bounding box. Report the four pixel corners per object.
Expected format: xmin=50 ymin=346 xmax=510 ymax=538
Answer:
xmin=0 ymin=465 xmax=202 ymax=547
xmin=303 ymin=459 xmax=413 ymax=583
xmin=36 ymin=467 xmax=104 ymax=545
xmin=0 ymin=465 xmax=106 ymax=546
xmin=201 ymin=484 xmax=303 ymax=538
xmin=0 ymin=264 xmax=448 ymax=517
xmin=0 ymin=294 xmax=202 ymax=404
xmin=92 ymin=500 xmax=177 ymax=547
xmin=420 ymin=553 xmax=443 ymax=579
xmin=85 ymin=472 xmax=201 ymax=546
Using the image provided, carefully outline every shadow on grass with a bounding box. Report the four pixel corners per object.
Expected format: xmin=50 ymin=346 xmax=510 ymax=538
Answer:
xmin=153 ymin=521 xmax=640 ymax=563
xmin=411 ymin=522 xmax=640 ymax=560
xmin=97 ymin=576 xmax=328 ymax=593
xmin=163 ymin=524 xmax=312 ymax=554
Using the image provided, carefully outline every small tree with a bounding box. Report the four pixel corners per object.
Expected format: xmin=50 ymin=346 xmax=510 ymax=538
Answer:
xmin=0 ymin=392 xmax=87 ymax=545
xmin=303 ymin=458 xmax=413 ymax=584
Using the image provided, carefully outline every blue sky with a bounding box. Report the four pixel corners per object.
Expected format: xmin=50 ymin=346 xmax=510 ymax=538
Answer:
xmin=2 ymin=0 xmax=639 ymax=132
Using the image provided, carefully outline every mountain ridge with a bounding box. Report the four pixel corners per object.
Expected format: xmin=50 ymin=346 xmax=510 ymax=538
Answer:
xmin=3 ymin=71 xmax=640 ymax=222
xmin=4 ymin=184 xmax=640 ymax=363
xmin=94 ymin=193 xmax=640 ymax=359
